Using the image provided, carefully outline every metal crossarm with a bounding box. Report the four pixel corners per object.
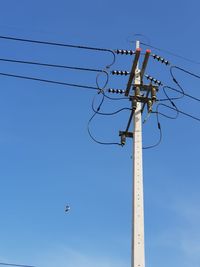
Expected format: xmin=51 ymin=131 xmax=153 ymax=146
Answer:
xmin=140 ymin=50 xmax=151 ymax=81
xmin=125 ymin=48 xmax=141 ymax=96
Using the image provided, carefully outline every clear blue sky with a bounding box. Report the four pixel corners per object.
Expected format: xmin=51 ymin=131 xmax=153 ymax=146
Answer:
xmin=0 ymin=1 xmax=200 ymax=267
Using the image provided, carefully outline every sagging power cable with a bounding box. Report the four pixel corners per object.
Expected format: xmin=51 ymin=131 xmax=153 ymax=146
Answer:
xmin=0 ymin=57 xmax=105 ymax=73
xmin=0 ymin=71 xmax=99 ymax=90
xmin=0 ymin=35 xmax=116 ymax=68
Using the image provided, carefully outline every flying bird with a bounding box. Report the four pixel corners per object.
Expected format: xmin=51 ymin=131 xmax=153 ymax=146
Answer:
xmin=65 ymin=205 xmax=70 ymax=213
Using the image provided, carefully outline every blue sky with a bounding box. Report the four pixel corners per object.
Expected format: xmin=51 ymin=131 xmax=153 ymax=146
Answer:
xmin=0 ymin=1 xmax=200 ymax=267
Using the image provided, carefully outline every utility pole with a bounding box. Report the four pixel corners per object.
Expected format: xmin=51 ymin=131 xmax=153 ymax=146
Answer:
xmin=117 ymin=41 xmax=154 ymax=267
xmin=131 ymin=40 xmax=145 ymax=267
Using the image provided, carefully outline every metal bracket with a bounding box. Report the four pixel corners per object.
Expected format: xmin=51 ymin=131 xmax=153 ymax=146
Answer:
xmin=119 ymin=131 xmax=133 ymax=146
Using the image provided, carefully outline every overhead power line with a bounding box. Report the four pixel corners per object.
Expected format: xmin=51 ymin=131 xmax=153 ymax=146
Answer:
xmin=0 ymin=35 xmax=116 ymax=67
xmin=156 ymin=103 xmax=200 ymax=122
xmin=0 ymin=71 xmax=99 ymax=90
xmin=0 ymin=57 xmax=105 ymax=73
xmin=141 ymin=41 xmax=200 ymax=65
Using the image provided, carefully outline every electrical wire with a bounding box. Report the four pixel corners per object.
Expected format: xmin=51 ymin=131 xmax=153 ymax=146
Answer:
xmin=153 ymin=103 xmax=179 ymax=120
xmin=141 ymin=41 xmax=200 ymax=65
xmin=0 ymin=35 xmax=116 ymax=68
xmin=0 ymin=71 xmax=99 ymax=90
xmin=143 ymin=110 xmax=162 ymax=150
xmin=87 ymin=92 xmax=122 ymax=146
xmin=0 ymin=57 xmax=105 ymax=73
xmin=95 ymin=70 xmax=109 ymax=91
xmin=172 ymin=65 xmax=200 ymax=79
xmin=92 ymin=94 xmax=131 ymax=115
xmin=155 ymin=103 xmax=200 ymax=122
xmin=0 ymin=262 xmax=35 ymax=267
xmin=103 ymin=91 xmax=128 ymax=101
xmin=170 ymin=65 xmax=200 ymax=103
xmin=158 ymin=85 xmax=200 ymax=102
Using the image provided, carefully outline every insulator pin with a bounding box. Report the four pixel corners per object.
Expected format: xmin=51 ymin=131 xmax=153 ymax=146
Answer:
xmin=151 ymin=53 xmax=170 ymax=65
xmin=115 ymin=49 xmax=135 ymax=55
xmin=145 ymin=74 xmax=163 ymax=86
xmin=111 ymin=70 xmax=130 ymax=75
xmin=108 ymin=88 xmax=125 ymax=94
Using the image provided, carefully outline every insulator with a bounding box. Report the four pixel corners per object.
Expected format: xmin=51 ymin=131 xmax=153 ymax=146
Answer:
xmin=151 ymin=53 xmax=170 ymax=65
xmin=151 ymin=87 xmax=157 ymax=101
xmin=157 ymin=80 xmax=162 ymax=86
xmin=115 ymin=49 xmax=135 ymax=55
xmin=145 ymin=74 xmax=163 ymax=86
xmin=147 ymin=99 xmax=153 ymax=113
xmin=111 ymin=70 xmax=130 ymax=75
xmin=135 ymin=86 xmax=140 ymax=98
xmin=145 ymin=74 xmax=153 ymax=81
xmin=108 ymin=88 xmax=125 ymax=94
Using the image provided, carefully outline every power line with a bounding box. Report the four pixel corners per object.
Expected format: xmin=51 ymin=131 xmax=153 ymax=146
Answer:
xmin=0 ymin=57 xmax=105 ymax=73
xmin=87 ymin=92 xmax=122 ymax=146
xmin=170 ymin=65 xmax=200 ymax=80
xmin=156 ymin=103 xmax=200 ymax=122
xmin=159 ymin=85 xmax=200 ymax=102
xmin=0 ymin=71 xmax=99 ymax=90
xmin=0 ymin=35 xmax=116 ymax=67
xmin=141 ymin=41 xmax=200 ymax=65
xmin=143 ymin=111 xmax=162 ymax=150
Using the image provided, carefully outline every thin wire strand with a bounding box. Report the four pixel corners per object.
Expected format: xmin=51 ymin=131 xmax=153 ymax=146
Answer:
xmin=143 ymin=111 xmax=162 ymax=149
xmin=156 ymin=103 xmax=200 ymax=122
xmin=170 ymin=65 xmax=200 ymax=80
xmin=0 ymin=71 xmax=99 ymax=90
xmin=169 ymin=66 xmax=200 ymax=103
xmin=158 ymin=86 xmax=200 ymax=102
xmin=141 ymin=41 xmax=200 ymax=65
xmin=103 ymin=91 xmax=128 ymax=101
xmin=92 ymin=93 xmax=131 ymax=115
xmin=0 ymin=57 xmax=105 ymax=73
xmin=0 ymin=35 xmax=116 ymax=68
xmin=87 ymin=92 xmax=122 ymax=146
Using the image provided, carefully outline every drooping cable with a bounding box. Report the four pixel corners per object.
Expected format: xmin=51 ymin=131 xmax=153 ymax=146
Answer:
xmin=87 ymin=92 xmax=122 ymax=146
xmin=141 ymin=41 xmax=200 ymax=65
xmin=143 ymin=109 xmax=162 ymax=150
xmin=171 ymin=65 xmax=200 ymax=79
xmin=0 ymin=57 xmax=105 ymax=73
xmin=158 ymin=85 xmax=200 ymax=102
xmin=170 ymin=65 xmax=200 ymax=104
xmin=162 ymin=86 xmax=179 ymax=119
xmin=0 ymin=71 xmax=99 ymax=90
xmin=155 ymin=103 xmax=200 ymax=122
xmin=92 ymin=93 xmax=131 ymax=115
xmin=0 ymin=35 xmax=116 ymax=68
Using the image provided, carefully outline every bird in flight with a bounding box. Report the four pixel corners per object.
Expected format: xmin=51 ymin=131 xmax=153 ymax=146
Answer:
xmin=65 ymin=205 xmax=70 ymax=213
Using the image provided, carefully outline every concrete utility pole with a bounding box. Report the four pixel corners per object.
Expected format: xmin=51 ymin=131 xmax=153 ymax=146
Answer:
xmin=118 ymin=41 xmax=153 ymax=267
xmin=131 ymin=40 xmax=145 ymax=267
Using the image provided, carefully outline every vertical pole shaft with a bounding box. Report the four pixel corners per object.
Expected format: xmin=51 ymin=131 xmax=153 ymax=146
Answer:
xmin=131 ymin=41 xmax=145 ymax=267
